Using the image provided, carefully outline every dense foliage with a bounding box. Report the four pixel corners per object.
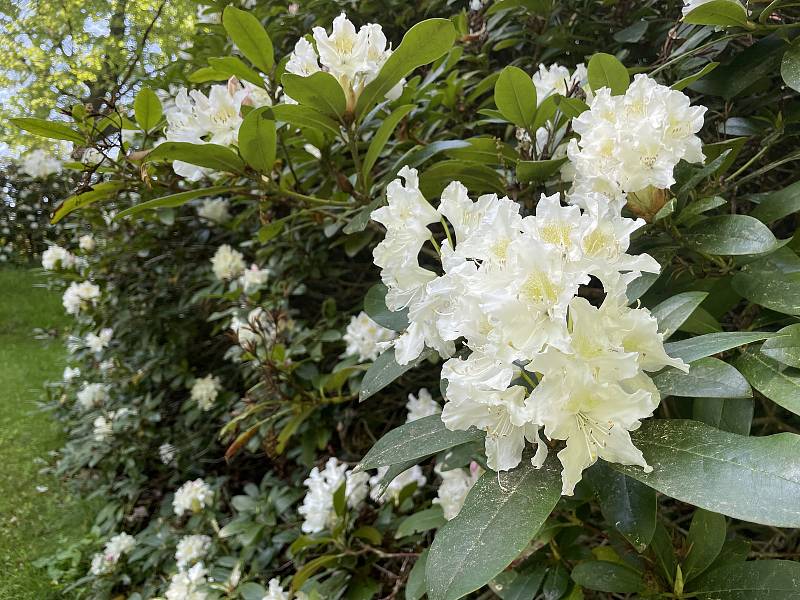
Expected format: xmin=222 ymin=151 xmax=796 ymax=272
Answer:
xmin=8 ymin=0 xmax=800 ymax=598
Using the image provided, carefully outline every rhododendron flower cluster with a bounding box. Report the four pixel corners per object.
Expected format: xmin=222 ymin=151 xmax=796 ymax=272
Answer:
xmin=85 ymin=327 xmax=113 ymax=353
xmin=298 ymin=457 xmax=369 ymax=533
xmin=196 ymin=198 xmax=231 ymax=224
xmin=41 ymin=244 xmax=75 ymax=270
xmin=78 ymin=234 xmax=96 ymax=252
xmin=173 ymin=479 xmax=214 ymax=516
xmin=211 ymin=243 xmax=246 ymax=280
xmin=286 ymin=13 xmax=402 ymax=112
xmin=89 ymin=532 xmax=135 ymax=575
xmin=62 ymin=280 xmax=101 ymax=315
xmin=434 ymin=461 xmax=482 ymax=520
xmin=175 ymin=534 xmax=212 ymax=569
xmin=77 ymin=382 xmax=110 ymax=409
xmin=20 ymin=148 xmax=62 ymax=178
xmin=405 ymin=387 xmax=441 ymax=422
xmin=166 ymin=562 xmax=208 ymax=600
xmin=190 ymin=374 xmax=222 ymax=411
xmin=342 ymin=311 xmax=397 ymax=362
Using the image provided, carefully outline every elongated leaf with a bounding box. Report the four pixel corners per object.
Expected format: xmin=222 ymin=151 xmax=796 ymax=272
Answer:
xmin=238 ymin=106 xmax=276 ymax=174
xmin=692 ymin=397 xmax=753 ymax=435
xmin=652 ymin=292 xmax=708 ymax=339
xmin=115 ymin=186 xmax=236 ymax=219
xmin=611 ymin=419 xmax=800 ymax=527
xmin=570 ymin=561 xmax=644 ymax=593
xmin=396 ymin=506 xmax=446 ymax=538
xmin=52 ymin=181 xmax=126 ymax=224
xmin=406 ymin=550 xmax=428 ymax=600
xmin=672 ymin=62 xmax=720 ymax=91
xmin=690 ymin=560 xmax=800 ymax=598
xmin=732 ymin=254 xmax=800 ymax=316
xmin=684 ymin=509 xmax=726 ymax=582
xmin=356 ymin=18 xmax=456 ymax=118
xmin=653 ymin=357 xmax=751 ymax=398
xmin=359 ymin=348 xmax=431 ymax=402
xmin=761 ymin=324 xmax=800 ymax=368
xmin=147 ymin=141 xmax=245 ymax=173
xmin=134 ymin=87 xmax=162 ymax=131
xmin=664 ymin=331 xmax=773 ymax=363
xmin=222 ymin=6 xmax=274 ymax=73
xmin=494 ymin=66 xmax=537 ymax=129
xmin=735 ymin=348 xmax=800 ymax=416
xmin=683 ymin=0 xmax=750 ymax=27
xmin=356 ymin=415 xmax=483 ymax=472
xmin=10 ymin=117 xmax=84 ymax=144
xmin=587 ymin=53 xmax=630 ymax=95
xmin=281 ymin=72 xmax=346 ymax=118
xmin=363 ymin=104 xmax=414 ymax=177
xmin=419 ymin=160 xmax=505 ymax=198
xmin=426 ymin=459 xmax=561 ymax=600
xmin=501 ymin=564 xmax=546 ymax=600
xmin=444 ymin=137 xmax=519 ymax=165
xmin=363 ymin=284 xmax=409 ymax=332
xmin=684 ymin=215 xmax=780 ymax=255
xmin=516 ymin=158 xmax=567 ymax=183
xmin=270 ymin=104 xmax=341 ymax=137
xmin=751 ymin=180 xmax=800 ymax=223
xmin=208 ymin=56 xmax=265 ymax=86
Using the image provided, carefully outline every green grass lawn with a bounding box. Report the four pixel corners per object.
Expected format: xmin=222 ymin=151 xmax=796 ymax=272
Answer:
xmin=0 ymin=268 xmax=94 ymax=599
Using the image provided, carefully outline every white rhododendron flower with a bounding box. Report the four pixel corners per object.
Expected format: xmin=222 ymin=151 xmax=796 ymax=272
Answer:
xmin=371 ymin=151 xmax=694 ymax=490
xmin=190 ymin=374 xmax=222 ymax=411
xmin=159 ymin=442 xmax=177 ymax=465
xmin=41 ymin=244 xmax=75 ymax=270
xmin=369 ymin=465 xmax=427 ymax=504
xmin=89 ymin=532 xmax=135 ymax=575
xmin=239 ymin=264 xmax=269 ymax=293
xmin=20 ymin=148 xmax=62 ymax=178
xmin=166 ymin=562 xmax=208 ymax=600
xmin=298 ymin=457 xmax=369 ymax=533
xmin=79 ymin=234 xmax=96 ymax=252
xmin=86 ymin=328 xmax=113 ymax=353
xmin=63 ymin=366 xmax=81 ymax=381
xmin=211 ymin=244 xmax=246 ymax=280
xmin=231 ymin=307 xmax=276 ymax=348
xmin=175 ymin=534 xmax=212 ymax=569
xmin=77 ymin=382 xmax=110 ymax=409
xmin=173 ymin=479 xmax=214 ymax=516
xmin=532 ymin=62 xmax=589 ymax=105
xmin=197 ymin=198 xmax=231 ymax=224
xmin=286 ymin=13 xmax=403 ymax=111
xmin=567 ymin=74 xmax=706 ymax=201
xmin=62 ymin=281 xmax=101 ymax=315
xmin=263 ymin=578 xmax=291 ymax=600
xmin=405 ymin=388 xmax=441 ymax=423
xmin=434 ymin=462 xmax=482 ymax=520
xmin=93 ymin=415 xmax=112 ymax=441
xmin=342 ymin=311 xmax=397 ymax=362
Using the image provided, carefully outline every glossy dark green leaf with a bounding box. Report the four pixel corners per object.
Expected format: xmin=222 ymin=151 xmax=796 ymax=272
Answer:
xmin=664 ymin=331 xmax=773 ymax=363
xmin=692 ymin=397 xmax=753 ymax=435
xmin=494 ymin=66 xmax=537 ymax=129
xmin=587 ymin=53 xmax=630 ymax=95
xmin=395 ymin=506 xmax=446 ymax=538
xmin=672 ymin=62 xmax=720 ymax=91
xmin=732 ymin=251 xmax=800 ymax=316
xmin=359 ymin=348 xmax=433 ymax=402
xmin=684 ymin=509 xmax=727 ymax=582
xmin=363 ymin=284 xmax=409 ymax=332
xmin=683 ymin=0 xmax=750 ymax=26
xmin=751 ymin=180 xmax=800 ymax=223
xmin=363 ymin=104 xmax=414 ymax=178
xmin=516 ymin=158 xmax=567 ymax=183
xmin=684 ymin=215 xmax=780 ymax=256
xmin=281 ymin=72 xmax=346 ymax=118
xmin=570 ymin=561 xmax=644 ymax=593
xmin=238 ymin=106 xmax=276 ymax=174
xmin=735 ymin=348 xmax=800 ymax=416
xmin=690 ymin=560 xmax=800 ymax=598
xmin=761 ymin=324 xmax=800 ymax=368
xmin=651 ymin=291 xmax=708 ymax=339
xmin=270 ymin=104 xmax=341 ymax=137
xmin=418 ymin=160 xmax=505 ymax=198
xmin=405 ymin=550 xmax=428 ymax=600
xmin=115 ymin=186 xmax=236 ymax=219
xmin=222 ymin=6 xmax=274 ymax=73
xmin=654 ymin=357 xmax=751 ymax=399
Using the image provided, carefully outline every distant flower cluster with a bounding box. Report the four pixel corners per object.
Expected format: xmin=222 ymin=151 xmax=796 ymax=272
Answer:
xmin=89 ymin=532 xmax=135 ymax=575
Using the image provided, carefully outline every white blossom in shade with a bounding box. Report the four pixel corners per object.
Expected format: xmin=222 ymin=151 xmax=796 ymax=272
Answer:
xmin=166 ymin=562 xmax=209 ymax=600
xmin=41 ymin=245 xmax=76 ymax=270
xmin=298 ymin=457 xmax=369 ymax=534
xmin=285 ymin=38 xmax=320 ymax=77
xmin=190 ymin=374 xmax=222 ymax=411
xmin=231 ymin=307 xmax=275 ymax=349
xmin=20 ymin=148 xmax=62 ymax=178
xmin=405 ymin=388 xmax=441 ymax=423
xmin=62 ymin=281 xmax=101 ymax=315
xmin=78 ymin=234 xmax=96 ymax=252
xmin=369 ymin=465 xmax=426 ymax=504
xmin=196 ymin=198 xmax=231 ymax=224
xmin=263 ymin=578 xmax=290 ymax=600
xmin=63 ymin=366 xmax=81 ymax=382
xmin=531 ymin=63 xmax=589 ymax=105
xmin=89 ymin=532 xmax=135 ymax=575
xmin=567 ymin=74 xmax=706 ymax=200
xmin=159 ymin=443 xmax=177 ymax=465
xmin=239 ymin=264 xmax=269 ymax=293
xmin=85 ymin=328 xmax=113 ymax=353
xmin=77 ymin=382 xmax=110 ymax=409
xmin=175 ymin=535 xmax=212 ymax=569
xmin=173 ymin=479 xmax=214 ymax=516
xmin=211 ymin=244 xmax=246 ymax=280
xmin=434 ymin=462 xmax=482 ymax=520
xmin=342 ymin=311 xmax=397 ymax=362
xmin=93 ymin=415 xmax=112 ymax=441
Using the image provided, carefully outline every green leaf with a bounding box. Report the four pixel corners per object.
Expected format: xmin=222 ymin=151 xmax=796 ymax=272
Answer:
xmin=732 ymin=250 xmax=800 ymax=316
xmin=281 ymin=72 xmax=346 ymax=118
xmin=419 ymin=160 xmax=505 ymax=198
xmin=270 ymin=104 xmax=341 ymax=137
xmin=352 ymin=525 xmax=383 ymax=545
xmin=133 ymin=87 xmax=162 ymax=131
xmin=611 ymin=419 xmax=800 ymax=527
xmin=494 ymin=66 xmax=537 ymax=129
xmin=672 ymin=62 xmax=720 ymax=91
xmin=500 ymin=564 xmax=547 ymax=600
xmin=683 ymin=509 xmax=727 ymax=582
xmin=684 ymin=215 xmax=780 ymax=256
xmin=363 ymin=284 xmax=409 ymax=332
xmin=761 ymin=324 xmax=800 ymax=368
xmin=735 ymin=348 xmax=800 ymax=416
xmin=356 ymin=18 xmax=456 ymax=118
xmin=653 ymin=357 xmax=751 ymax=399
xmin=115 ymin=186 xmax=236 ymax=219
xmin=395 ymin=506 xmax=446 ymax=538
xmin=332 ymin=481 xmax=346 ymax=517
xmin=587 ymin=53 xmax=630 ymax=95
xmin=781 ymin=39 xmax=800 ymax=93
xmin=238 ymin=106 xmax=276 ymax=174
xmin=222 ymin=6 xmax=274 ymax=73
xmin=516 ymin=158 xmax=567 ymax=183
xmin=51 ymin=181 xmax=127 ymax=224
xmin=10 ymin=117 xmax=84 ymax=144
xmin=444 ymin=137 xmax=519 ymax=165
xmin=147 ymin=141 xmax=245 ymax=173
xmin=363 ymin=104 xmax=414 ymax=178
xmin=650 ymin=522 xmax=678 ymax=585
xmin=586 ymin=463 xmax=655 ymax=553
xmin=652 ymin=292 xmax=708 ymax=339
xmin=751 ymin=180 xmax=800 ymax=223
xmin=292 ymin=555 xmax=340 ymax=592
xmin=570 ymin=561 xmax=644 ymax=594
xmin=664 ymin=331 xmax=773 ymax=363
xmin=683 ymin=0 xmax=750 ymax=27
xmin=692 ymin=397 xmax=753 ymax=435
xmin=359 ymin=348 xmax=432 ymax=402
xmin=239 ymin=582 xmax=268 ymax=600
xmin=689 ymin=560 xmax=800 ymax=598
xmin=187 ymin=66 xmax=230 ymax=84
xmin=208 ymin=56 xmax=265 ymax=86
xmin=405 ymin=550 xmax=428 ymax=600
xmin=356 ymin=415 xmax=483 ymax=472
xmin=426 ymin=459 xmax=561 ymax=600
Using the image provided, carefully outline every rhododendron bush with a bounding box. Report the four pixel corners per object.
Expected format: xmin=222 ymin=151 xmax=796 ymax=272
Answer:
xmin=11 ymin=0 xmax=800 ymax=597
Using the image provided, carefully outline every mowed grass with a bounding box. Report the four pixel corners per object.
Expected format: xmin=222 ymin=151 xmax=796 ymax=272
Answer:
xmin=0 ymin=268 xmax=93 ymax=599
